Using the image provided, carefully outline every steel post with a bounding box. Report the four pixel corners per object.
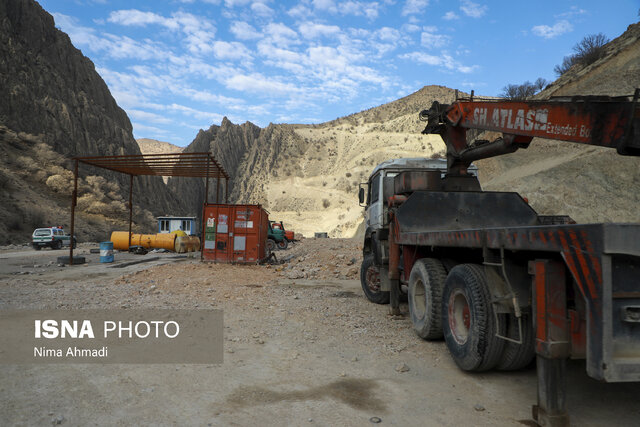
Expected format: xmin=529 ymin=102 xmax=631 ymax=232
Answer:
xmin=128 ymin=174 xmax=133 ymax=249
xmin=533 ymin=356 xmax=569 ymax=427
xmin=530 ymin=259 xmax=570 ymax=427
xmin=388 ymin=215 xmax=401 ymax=315
xmin=202 ymin=157 xmax=210 ymax=262
xmin=69 ymin=159 xmax=78 ymax=265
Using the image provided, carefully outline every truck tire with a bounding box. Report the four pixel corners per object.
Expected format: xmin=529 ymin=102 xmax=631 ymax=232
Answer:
xmin=442 ymin=264 xmax=505 ymax=372
xmin=360 ymin=254 xmax=389 ymax=304
xmin=277 ymin=239 xmax=288 ymax=250
xmin=267 ymin=239 xmax=276 ymax=252
xmin=53 ymin=240 xmax=62 ymax=250
xmin=496 ymin=313 xmax=535 ymax=371
xmin=408 ymin=258 xmax=446 ymax=340
xmin=33 ymin=245 xmax=41 ymax=251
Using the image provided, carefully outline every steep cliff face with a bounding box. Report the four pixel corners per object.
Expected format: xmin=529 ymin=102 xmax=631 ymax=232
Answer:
xmin=0 ymin=0 xmax=132 ymax=156
xmin=0 ymin=0 xmax=179 ymax=243
xmin=168 ymin=118 xmax=263 ymax=217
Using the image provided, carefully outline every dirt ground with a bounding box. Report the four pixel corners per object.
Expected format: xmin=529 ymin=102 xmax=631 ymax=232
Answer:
xmin=1 ymin=238 xmax=640 ymax=426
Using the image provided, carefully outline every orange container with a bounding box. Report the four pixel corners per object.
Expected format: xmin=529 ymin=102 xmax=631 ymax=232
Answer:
xmin=202 ymin=204 xmax=269 ymax=264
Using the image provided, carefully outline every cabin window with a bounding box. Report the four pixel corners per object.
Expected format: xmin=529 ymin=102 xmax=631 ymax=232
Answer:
xmin=370 ymin=174 xmax=380 ymax=204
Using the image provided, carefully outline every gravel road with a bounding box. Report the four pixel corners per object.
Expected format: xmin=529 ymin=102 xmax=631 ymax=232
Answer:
xmin=1 ymin=238 xmax=639 ymax=426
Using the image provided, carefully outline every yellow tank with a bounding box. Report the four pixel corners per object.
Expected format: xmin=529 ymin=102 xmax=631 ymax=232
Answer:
xmin=110 ymin=232 xmax=177 ymax=251
xmin=174 ymin=236 xmax=201 ymax=253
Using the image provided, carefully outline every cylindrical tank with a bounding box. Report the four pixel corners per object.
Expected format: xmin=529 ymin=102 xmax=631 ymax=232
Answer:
xmin=99 ymin=241 xmax=114 ymax=263
xmin=175 ymin=236 xmax=201 ymax=253
xmin=110 ymin=232 xmax=177 ymax=251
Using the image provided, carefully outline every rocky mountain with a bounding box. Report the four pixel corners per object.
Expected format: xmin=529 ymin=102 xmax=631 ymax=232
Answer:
xmin=173 ymin=86 xmax=460 ymax=238
xmin=0 ymin=0 xmax=180 ymax=243
xmin=136 ymin=139 xmax=183 ymax=155
xmin=174 ymin=23 xmax=640 ymax=237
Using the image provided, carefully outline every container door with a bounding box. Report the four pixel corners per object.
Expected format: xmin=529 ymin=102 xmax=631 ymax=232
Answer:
xmin=215 ymin=207 xmax=230 ymax=262
xmin=233 ymin=207 xmax=253 ymax=263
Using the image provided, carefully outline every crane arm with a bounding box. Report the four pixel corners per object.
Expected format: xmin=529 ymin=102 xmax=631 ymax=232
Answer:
xmin=421 ymin=90 xmax=640 ymax=174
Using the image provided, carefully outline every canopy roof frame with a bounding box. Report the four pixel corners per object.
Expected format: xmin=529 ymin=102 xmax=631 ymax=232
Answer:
xmin=68 ymin=152 xmax=229 ymax=264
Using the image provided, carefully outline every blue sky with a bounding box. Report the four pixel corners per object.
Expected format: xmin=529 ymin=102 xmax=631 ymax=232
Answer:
xmin=40 ymin=0 xmax=638 ymax=146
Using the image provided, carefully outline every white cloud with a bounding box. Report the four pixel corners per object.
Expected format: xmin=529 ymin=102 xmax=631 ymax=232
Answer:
xmin=128 ymin=109 xmax=173 ymax=124
xmin=107 ymin=10 xmax=216 ymax=55
xmin=298 ymin=22 xmax=341 ymax=39
xmin=288 ymin=3 xmax=312 ymax=19
xmin=402 ymin=23 xmax=421 ymax=32
xmin=531 ymin=20 xmax=573 ymax=39
xmin=53 ymin=13 xmax=169 ymax=60
xmin=264 ymin=22 xmax=299 ymax=46
xmin=224 ymin=0 xmax=252 ymax=7
xmin=212 ymin=41 xmax=253 ymax=60
xmin=341 ymin=1 xmax=381 ymax=19
xmin=401 ymin=51 xmax=477 ymax=73
xmin=312 ymin=0 xmax=336 ymax=12
xmin=230 ymin=21 xmax=262 ymax=40
xmin=251 ymin=2 xmax=274 ymax=17
xmin=402 ymin=0 xmax=429 ymax=16
xmin=443 ymin=11 xmax=459 ymax=20
xmin=460 ymin=1 xmax=487 ymax=18
xmin=225 ymin=73 xmax=300 ymax=95
xmin=555 ymin=6 xmax=587 ymax=18
xmin=421 ymin=28 xmax=450 ymax=48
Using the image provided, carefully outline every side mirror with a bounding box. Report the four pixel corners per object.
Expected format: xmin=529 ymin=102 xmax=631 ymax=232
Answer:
xmin=358 ymin=187 xmax=364 ymax=204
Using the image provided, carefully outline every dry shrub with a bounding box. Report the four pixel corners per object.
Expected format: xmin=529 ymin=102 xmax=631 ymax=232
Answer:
xmin=46 ymin=175 xmax=72 ymax=193
xmin=33 ymin=143 xmax=65 ymax=166
xmin=322 ymin=199 xmax=331 ymax=208
xmin=15 ymin=155 xmax=39 ymax=173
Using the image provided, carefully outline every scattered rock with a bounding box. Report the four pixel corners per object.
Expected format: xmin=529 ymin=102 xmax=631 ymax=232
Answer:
xmin=369 ymin=417 xmax=382 ymax=424
xmin=474 ymin=404 xmax=485 ymax=412
xmin=395 ymin=363 xmax=410 ymax=373
xmin=51 ymin=415 xmax=64 ymax=425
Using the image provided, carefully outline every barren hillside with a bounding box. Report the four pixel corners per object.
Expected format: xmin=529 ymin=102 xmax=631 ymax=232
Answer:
xmin=174 ymin=86 xmax=463 ymax=238
xmin=476 ymin=22 xmax=640 ymax=224
xmin=136 ymin=138 xmax=183 ymax=155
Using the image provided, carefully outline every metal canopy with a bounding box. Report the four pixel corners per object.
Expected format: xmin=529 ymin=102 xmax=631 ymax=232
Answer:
xmin=73 ymin=152 xmax=229 ymax=179
xmin=68 ymin=152 xmax=229 ymax=265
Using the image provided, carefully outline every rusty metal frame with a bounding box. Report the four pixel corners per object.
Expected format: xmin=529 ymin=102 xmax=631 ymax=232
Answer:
xmin=68 ymin=152 xmax=229 ymax=264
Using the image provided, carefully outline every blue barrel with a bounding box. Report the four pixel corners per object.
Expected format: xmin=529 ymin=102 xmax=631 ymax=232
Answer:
xmin=100 ymin=241 xmax=114 ymax=263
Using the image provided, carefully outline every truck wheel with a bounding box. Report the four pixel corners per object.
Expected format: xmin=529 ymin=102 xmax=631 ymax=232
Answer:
xmin=360 ymin=254 xmax=389 ymax=304
xmin=267 ymin=239 xmax=276 ymax=252
xmin=408 ymin=258 xmax=446 ymax=340
xmin=496 ymin=313 xmax=535 ymax=371
xmin=277 ymin=239 xmax=288 ymax=250
xmin=442 ymin=264 xmax=505 ymax=372
xmin=53 ymin=240 xmax=62 ymax=250
xmin=33 ymin=245 xmax=41 ymax=251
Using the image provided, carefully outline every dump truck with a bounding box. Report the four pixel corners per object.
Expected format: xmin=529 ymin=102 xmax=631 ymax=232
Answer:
xmin=358 ymin=90 xmax=640 ymax=426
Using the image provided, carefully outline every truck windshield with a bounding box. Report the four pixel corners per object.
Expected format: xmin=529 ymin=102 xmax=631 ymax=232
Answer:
xmin=34 ymin=229 xmax=51 ymax=236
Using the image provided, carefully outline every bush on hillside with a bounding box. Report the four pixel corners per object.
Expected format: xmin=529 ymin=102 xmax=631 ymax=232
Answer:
xmin=500 ymin=78 xmax=548 ymax=100
xmin=554 ymin=33 xmax=610 ymax=76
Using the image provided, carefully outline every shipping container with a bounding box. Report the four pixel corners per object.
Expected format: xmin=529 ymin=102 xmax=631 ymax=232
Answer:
xmin=202 ymin=204 xmax=269 ymax=263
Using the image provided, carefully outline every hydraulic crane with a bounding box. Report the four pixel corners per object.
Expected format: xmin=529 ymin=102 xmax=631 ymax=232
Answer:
xmin=359 ymin=89 xmax=640 ymax=426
